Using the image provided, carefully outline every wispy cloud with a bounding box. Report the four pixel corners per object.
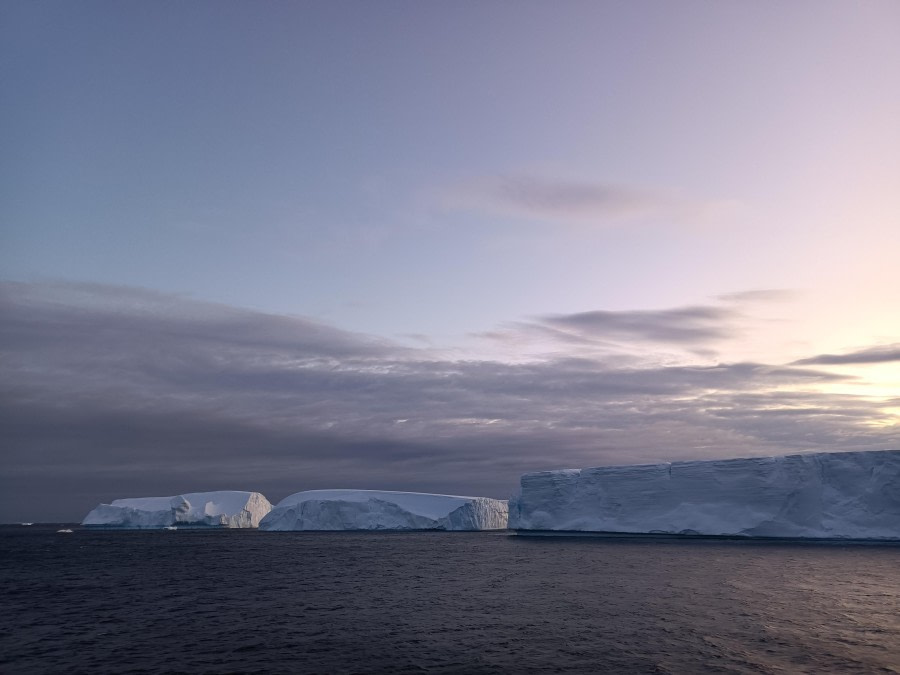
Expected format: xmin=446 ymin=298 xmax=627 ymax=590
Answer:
xmin=717 ymin=289 xmax=797 ymax=304
xmin=444 ymin=174 xmax=739 ymax=228
xmin=792 ymin=344 xmax=900 ymax=366
xmin=540 ymin=305 xmax=734 ymax=344
xmin=475 ymin=290 xmax=800 ymax=362
xmin=1 ymin=281 xmax=895 ymax=521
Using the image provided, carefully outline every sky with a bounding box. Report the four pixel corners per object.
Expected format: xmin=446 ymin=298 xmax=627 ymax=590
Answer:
xmin=2 ymin=1 xmax=899 ymax=522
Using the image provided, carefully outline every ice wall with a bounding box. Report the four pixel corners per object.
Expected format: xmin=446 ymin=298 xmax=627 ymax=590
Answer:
xmin=260 ymin=489 xmax=508 ymax=531
xmin=510 ymin=450 xmax=900 ymax=539
xmin=82 ymin=491 xmax=272 ymax=528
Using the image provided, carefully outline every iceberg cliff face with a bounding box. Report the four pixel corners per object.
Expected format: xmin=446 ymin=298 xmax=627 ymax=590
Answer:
xmin=260 ymin=489 xmax=508 ymax=531
xmin=82 ymin=491 xmax=272 ymax=529
xmin=510 ymin=450 xmax=900 ymax=540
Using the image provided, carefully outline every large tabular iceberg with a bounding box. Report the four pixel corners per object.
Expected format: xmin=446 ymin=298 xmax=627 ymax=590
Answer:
xmin=82 ymin=491 xmax=272 ymax=529
xmin=510 ymin=450 xmax=900 ymax=540
xmin=260 ymin=489 xmax=508 ymax=531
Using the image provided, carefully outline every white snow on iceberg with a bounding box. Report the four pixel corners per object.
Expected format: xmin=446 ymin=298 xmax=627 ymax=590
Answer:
xmin=259 ymin=489 xmax=508 ymax=531
xmin=510 ymin=450 xmax=900 ymax=540
xmin=82 ymin=491 xmax=272 ymax=529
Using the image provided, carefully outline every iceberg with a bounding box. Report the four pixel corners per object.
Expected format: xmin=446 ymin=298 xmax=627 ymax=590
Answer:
xmin=510 ymin=450 xmax=900 ymax=540
xmin=82 ymin=491 xmax=272 ymax=529
xmin=260 ymin=489 xmax=508 ymax=531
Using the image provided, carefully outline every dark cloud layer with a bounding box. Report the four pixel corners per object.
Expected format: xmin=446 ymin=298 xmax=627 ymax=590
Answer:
xmin=1 ymin=281 xmax=896 ymax=522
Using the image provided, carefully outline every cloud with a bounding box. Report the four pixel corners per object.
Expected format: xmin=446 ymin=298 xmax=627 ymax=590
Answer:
xmin=792 ymin=344 xmax=900 ymax=366
xmin=1 ymin=281 xmax=896 ymax=521
xmin=484 ymin=176 xmax=665 ymax=220
xmin=445 ymin=174 xmax=739 ymax=228
xmin=716 ymin=289 xmax=796 ymax=304
xmin=540 ymin=305 xmax=734 ymax=344
xmin=479 ymin=291 xmax=803 ymax=360
xmin=474 ymin=303 xmax=740 ymax=362
xmin=0 ymin=280 xmax=398 ymax=360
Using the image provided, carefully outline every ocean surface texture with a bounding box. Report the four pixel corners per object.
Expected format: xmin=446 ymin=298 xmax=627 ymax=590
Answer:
xmin=2 ymin=526 xmax=898 ymax=674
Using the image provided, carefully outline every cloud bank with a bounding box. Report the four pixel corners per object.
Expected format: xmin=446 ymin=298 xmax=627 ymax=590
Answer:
xmin=1 ymin=281 xmax=896 ymax=521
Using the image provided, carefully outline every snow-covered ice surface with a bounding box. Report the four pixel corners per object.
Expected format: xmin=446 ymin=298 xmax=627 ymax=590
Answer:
xmin=82 ymin=491 xmax=272 ymax=529
xmin=510 ymin=450 xmax=900 ymax=540
xmin=260 ymin=489 xmax=508 ymax=531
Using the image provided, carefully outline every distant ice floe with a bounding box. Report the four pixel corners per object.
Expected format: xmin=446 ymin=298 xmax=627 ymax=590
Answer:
xmin=260 ymin=489 xmax=508 ymax=531
xmin=510 ymin=450 xmax=900 ymax=540
xmin=82 ymin=491 xmax=272 ymax=529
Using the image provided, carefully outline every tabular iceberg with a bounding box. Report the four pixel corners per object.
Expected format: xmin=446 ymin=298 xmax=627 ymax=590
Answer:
xmin=82 ymin=491 xmax=272 ymax=529
xmin=510 ymin=450 xmax=900 ymax=540
xmin=259 ymin=489 xmax=508 ymax=531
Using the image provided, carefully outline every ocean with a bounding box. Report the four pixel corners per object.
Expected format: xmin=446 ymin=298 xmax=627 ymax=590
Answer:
xmin=1 ymin=525 xmax=898 ymax=673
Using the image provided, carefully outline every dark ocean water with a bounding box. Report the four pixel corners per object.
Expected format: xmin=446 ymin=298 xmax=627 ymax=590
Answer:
xmin=1 ymin=525 xmax=899 ymax=674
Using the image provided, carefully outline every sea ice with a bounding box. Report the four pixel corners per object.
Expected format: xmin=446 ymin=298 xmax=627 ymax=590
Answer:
xmin=509 ymin=450 xmax=900 ymax=540
xmin=81 ymin=491 xmax=272 ymax=529
xmin=260 ymin=489 xmax=508 ymax=531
